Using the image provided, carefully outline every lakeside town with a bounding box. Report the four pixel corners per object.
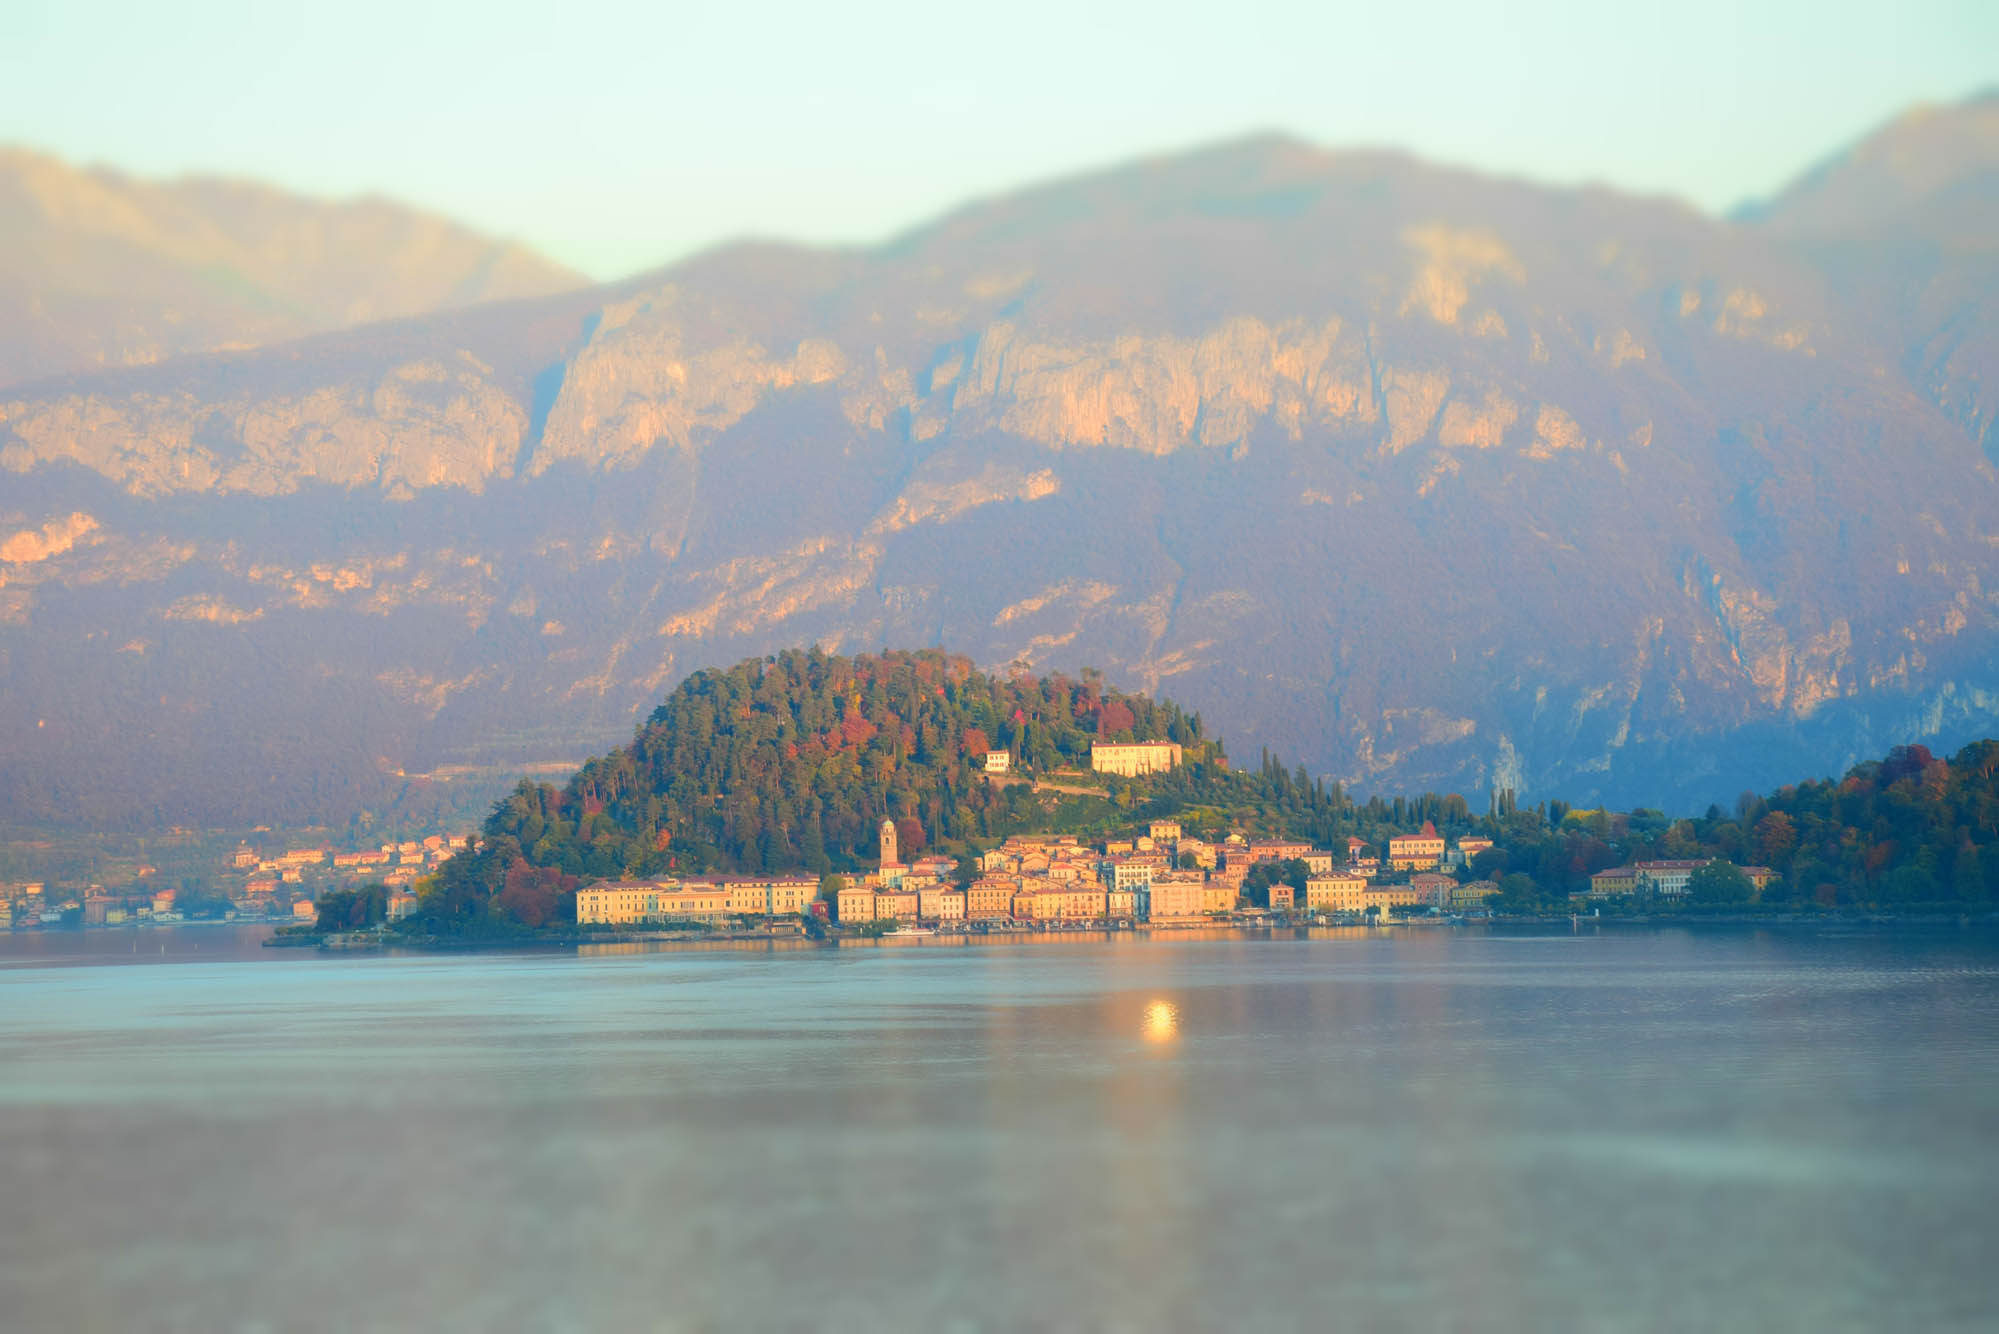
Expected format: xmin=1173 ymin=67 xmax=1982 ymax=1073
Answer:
xmin=573 ymin=742 xmax=1776 ymax=936
xmin=0 ymin=833 xmax=464 ymax=931
xmin=577 ymin=818 xmax=1773 ymax=935
xmin=1 ymin=740 xmax=1779 ymax=938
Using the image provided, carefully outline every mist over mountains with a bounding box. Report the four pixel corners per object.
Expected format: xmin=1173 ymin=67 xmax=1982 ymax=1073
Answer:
xmin=3 ymin=94 xmax=1996 ymax=828
xmin=0 ymin=146 xmax=585 ymax=389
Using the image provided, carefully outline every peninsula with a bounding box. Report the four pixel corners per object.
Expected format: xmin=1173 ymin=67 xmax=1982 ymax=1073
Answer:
xmin=260 ymin=649 xmax=1999 ymax=946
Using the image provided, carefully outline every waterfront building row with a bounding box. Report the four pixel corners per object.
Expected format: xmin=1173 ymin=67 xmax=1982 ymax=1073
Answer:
xmin=576 ymin=821 xmax=1511 ymax=931
xmin=577 ymin=876 xmax=820 ymax=926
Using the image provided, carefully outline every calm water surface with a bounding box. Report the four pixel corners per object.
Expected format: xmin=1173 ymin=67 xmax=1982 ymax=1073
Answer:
xmin=2 ymin=923 xmax=1996 ymax=1332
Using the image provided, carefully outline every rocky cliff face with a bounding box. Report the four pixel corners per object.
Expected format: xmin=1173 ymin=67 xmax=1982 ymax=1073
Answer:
xmin=0 ymin=147 xmax=584 ymax=390
xmin=3 ymin=112 xmax=1997 ymax=827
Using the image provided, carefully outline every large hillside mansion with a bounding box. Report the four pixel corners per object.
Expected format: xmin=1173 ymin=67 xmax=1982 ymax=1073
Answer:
xmin=1089 ymin=741 xmax=1182 ymax=777
xmin=1588 ymin=860 xmax=1775 ymax=899
xmin=574 ymin=820 xmax=1775 ymax=930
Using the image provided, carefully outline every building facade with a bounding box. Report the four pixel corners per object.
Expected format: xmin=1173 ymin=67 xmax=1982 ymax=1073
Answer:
xmin=965 ymin=879 xmax=1016 ymax=920
xmin=576 ymin=881 xmax=661 ymax=925
xmin=1387 ymin=823 xmax=1446 ymax=871
xmin=837 ymin=882 xmax=877 ymax=924
xmin=918 ymin=887 xmax=966 ymax=920
xmin=1089 ymin=741 xmax=1183 ymax=777
xmin=718 ymin=877 xmax=820 ymax=916
xmin=1304 ymin=873 xmax=1370 ymax=913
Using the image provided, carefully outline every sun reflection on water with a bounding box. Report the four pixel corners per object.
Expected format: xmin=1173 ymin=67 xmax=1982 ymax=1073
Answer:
xmin=1142 ymin=999 xmax=1179 ymax=1043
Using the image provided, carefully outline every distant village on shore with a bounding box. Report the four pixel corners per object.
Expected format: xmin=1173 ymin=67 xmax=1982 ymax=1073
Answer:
xmin=3 ymin=741 xmax=1776 ymax=936
xmin=0 ymin=834 xmax=460 ymax=931
xmin=573 ymin=743 xmax=1774 ymax=935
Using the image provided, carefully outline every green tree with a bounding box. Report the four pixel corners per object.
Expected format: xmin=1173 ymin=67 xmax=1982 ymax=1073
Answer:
xmin=1687 ymin=860 xmax=1753 ymax=906
xmin=1494 ymin=873 xmax=1540 ymax=911
xmin=314 ymin=883 xmax=387 ymax=931
xmin=1951 ymin=846 xmax=1984 ymax=903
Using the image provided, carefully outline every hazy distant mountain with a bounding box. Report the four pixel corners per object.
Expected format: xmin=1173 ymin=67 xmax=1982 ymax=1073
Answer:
xmin=3 ymin=102 xmax=1997 ymax=828
xmin=0 ymin=147 xmax=585 ymax=389
xmin=1739 ymin=89 xmax=1999 ymax=458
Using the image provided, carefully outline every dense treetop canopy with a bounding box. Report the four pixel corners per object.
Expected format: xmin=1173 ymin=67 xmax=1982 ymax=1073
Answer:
xmin=484 ymin=648 xmax=1207 ymax=878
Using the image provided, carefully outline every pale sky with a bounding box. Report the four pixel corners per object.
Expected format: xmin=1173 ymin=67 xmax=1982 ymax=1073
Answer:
xmin=2 ymin=0 xmax=1993 ymax=280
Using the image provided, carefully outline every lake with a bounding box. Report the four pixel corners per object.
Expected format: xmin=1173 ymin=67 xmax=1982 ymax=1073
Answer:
xmin=2 ymin=923 xmax=1996 ymax=1331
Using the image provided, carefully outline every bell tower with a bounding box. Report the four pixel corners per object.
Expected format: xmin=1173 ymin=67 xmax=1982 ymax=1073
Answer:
xmin=879 ymin=817 xmax=898 ymax=868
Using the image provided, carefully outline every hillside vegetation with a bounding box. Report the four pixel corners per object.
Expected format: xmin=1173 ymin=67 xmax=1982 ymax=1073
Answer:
xmin=408 ymin=650 xmax=1204 ymax=930
xmin=1468 ymin=741 xmax=1999 ymax=912
xmin=407 ymin=647 xmax=1999 ymax=934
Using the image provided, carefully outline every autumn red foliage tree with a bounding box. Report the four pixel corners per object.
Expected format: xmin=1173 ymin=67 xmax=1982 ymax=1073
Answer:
xmin=497 ymin=859 xmax=579 ymax=928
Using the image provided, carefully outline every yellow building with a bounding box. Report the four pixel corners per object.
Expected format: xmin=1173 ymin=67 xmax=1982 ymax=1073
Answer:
xmin=1089 ymin=741 xmax=1182 ymax=777
xmin=837 ymin=883 xmax=877 ymax=924
xmin=874 ymin=891 xmax=921 ymax=920
xmin=769 ymin=878 xmax=818 ymax=915
xmin=1244 ymin=839 xmax=1313 ymax=864
xmin=1589 ymin=866 xmax=1639 ymax=898
xmin=1365 ymin=884 xmax=1425 ymax=916
xmin=653 ymin=883 xmax=730 ymax=924
xmin=577 ymin=881 xmax=661 ymax=925
xmin=1304 ymin=873 xmax=1370 ymax=913
xmin=1600 ymin=859 xmax=1775 ymax=899
xmin=1451 ymin=880 xmax=1498 ymax=909
xmin=720 ymin=877 xmax=820 ymax=916
xmin=1147 ymin=872 xmax=1210 ymax=921
xmin=1057 ymin=887 xmax=1108 ymax=919
xmin=1387 ymin=823 xmax=1446 ymax=872
xmin=965 ymin=879 xmax=1016 ymax=920
xmin=918 ymin=887 xmax=966 ymax=920
xmin=1011 ymin=886 xmax=1107 ymax=921
xmin=724 ymin=879 xmax=769 ymax=916
xmin=1148 ymin=820 xmax=1183 ymax=843
xmin=1107 ymin=888 xmax=1137 ymax=919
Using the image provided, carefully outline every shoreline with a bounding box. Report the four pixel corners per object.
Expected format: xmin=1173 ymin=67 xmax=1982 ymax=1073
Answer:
xmin=263 ymin=909 xmax=1999 ymax=955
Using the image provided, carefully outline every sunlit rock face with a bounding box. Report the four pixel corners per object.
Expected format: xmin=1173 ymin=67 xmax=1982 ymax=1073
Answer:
xmin=3 ymin=115 xmax=1998 ymax=827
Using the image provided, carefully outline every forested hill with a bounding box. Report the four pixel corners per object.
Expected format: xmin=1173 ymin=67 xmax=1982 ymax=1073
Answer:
xmin=477 ymin=649 xmax=1210 ymax=881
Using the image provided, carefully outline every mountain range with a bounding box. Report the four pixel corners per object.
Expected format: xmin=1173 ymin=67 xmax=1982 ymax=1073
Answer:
xmin=3 ymin=93 xmax=1996 ymax=828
